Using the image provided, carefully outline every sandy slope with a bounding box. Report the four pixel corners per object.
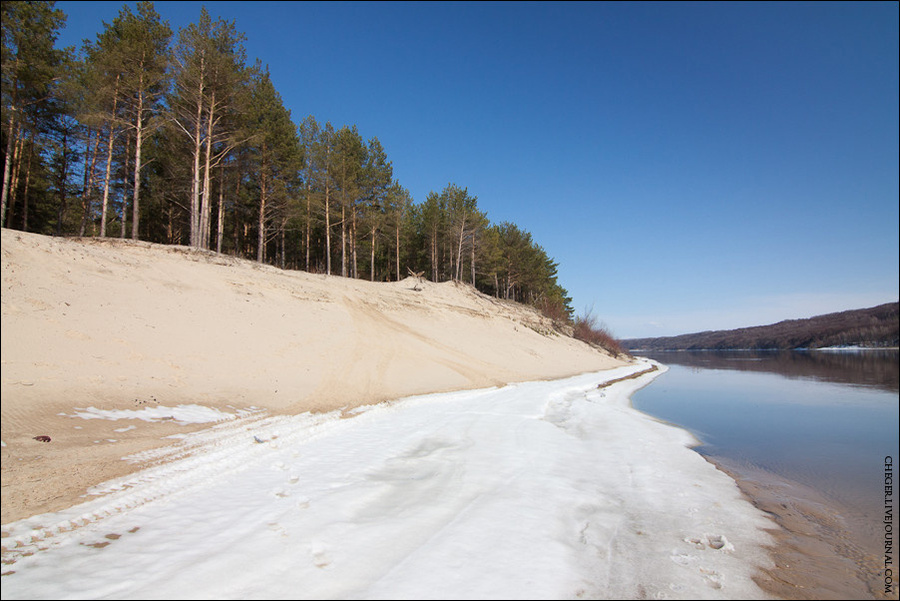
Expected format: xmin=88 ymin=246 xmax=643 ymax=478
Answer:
xmin=1 ymin=229 xmax=624 ymax=523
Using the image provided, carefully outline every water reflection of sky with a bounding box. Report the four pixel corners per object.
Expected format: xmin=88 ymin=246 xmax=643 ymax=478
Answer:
xmin=631 ymin=352 xmax=899 ymax=514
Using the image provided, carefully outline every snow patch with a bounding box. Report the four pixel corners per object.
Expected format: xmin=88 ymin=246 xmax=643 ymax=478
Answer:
xmin=66 ymin=404 xmax=237 ymax=425
xmin=0 ymin=361 xmax=775 ymax=600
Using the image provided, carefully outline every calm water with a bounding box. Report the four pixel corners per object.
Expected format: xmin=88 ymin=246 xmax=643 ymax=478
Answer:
xmin=632 ymin=350 xmax=898 ymax=554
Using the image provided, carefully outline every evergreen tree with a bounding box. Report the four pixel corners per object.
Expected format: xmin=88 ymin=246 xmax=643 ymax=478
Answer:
xmin=44 ymin=48 xmax=82 ymax=235
xmin=245 ymin=65 xmax=301 ymax=263
xmin=438 ymin=183 xmax=482 ymax=282
xmin=417 ymin=190 xmax=445 ymax=281
xmin=1 ymin=0 xmax=67 ymax=228
xmin=109 ymin=1 xmax=171 ymax=240
xmin=331 ymin=125 xmax=364 ymax=277
xmin=319 ymin=121 xmax=336 ymax=274
xmin=298 ymin=114 xmax=320 ymax=271
xmin=361 ymin=136 xmax=392 ymax=281
xmin=384 ymin=182 xmax=412 ymax=281
xmin=170 ymin=7 xmax=247 ymax=249
xmin=82 ymin=11 xmax=128 ymax=237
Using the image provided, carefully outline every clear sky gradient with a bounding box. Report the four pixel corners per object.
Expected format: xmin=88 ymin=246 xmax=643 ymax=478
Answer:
xmin=53 ymin=1 xmax=899 ymax=338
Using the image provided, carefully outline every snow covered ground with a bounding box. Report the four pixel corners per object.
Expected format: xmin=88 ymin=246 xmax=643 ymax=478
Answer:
xmin=1 ymin=360 xmax=775 ymax=600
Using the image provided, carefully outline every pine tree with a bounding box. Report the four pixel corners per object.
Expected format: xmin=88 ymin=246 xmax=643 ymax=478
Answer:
xmin=1 ymin=0 xmax=66 ymax=228
xmin=361 ymin=136 xmax=392 ymax=281
xmin=438 ymin=183 xmax=482 ymax=282
xmin=331 ymin=125 xmax=364 ymax=277
xmin=82 ymin=12 xmax=129 ymax=237
xmin=45 ymin=49 xmax=82 ymax=235
xmin=170 ymin=7 xmax=248 ymax=249
xmin=384 ymin=182 xmax=412 ymax=281
xmin=417 ymin=191 xmax=444 ymax=281
xmin=298 ymin=115 xmax=320 ymax=271
xmin=319 ymin=122 xmax=336 ymax=274
xmin=245 ymin=65 xmax=301 ymax=263
xmin=110 ymin=1 xmax=171 ymax=240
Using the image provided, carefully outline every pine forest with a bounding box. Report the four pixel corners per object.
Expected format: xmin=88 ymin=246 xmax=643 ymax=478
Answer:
xmin=1 ymin=2 xmax=575 ymax=321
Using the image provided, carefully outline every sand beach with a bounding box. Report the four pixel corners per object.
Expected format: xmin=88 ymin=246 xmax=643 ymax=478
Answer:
xmin=1 ymin=228 xmax=882 ymax=599
xmin=1 ymin=228 xmax=624 ymax=524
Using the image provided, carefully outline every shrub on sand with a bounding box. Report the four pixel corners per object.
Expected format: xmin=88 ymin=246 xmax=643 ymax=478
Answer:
xmin=573 ymin=308 xmax=627 ymax=358
xmin=537 ymin=297 xmax=571 ymax=325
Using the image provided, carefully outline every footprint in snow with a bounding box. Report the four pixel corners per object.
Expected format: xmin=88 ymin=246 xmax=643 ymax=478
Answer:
xmin=700 ymin=567 xmax=723 ymax=589
xmin=682 ymin=534 xmax=731 ymax=552
xmin=310 ymin=544 xmax=331 ymax=568
xmin=670 ymin=552 xmax=697 ymax=566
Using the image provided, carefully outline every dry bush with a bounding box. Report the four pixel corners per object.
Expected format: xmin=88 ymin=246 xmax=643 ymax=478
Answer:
xmin=537 ymin=297 xmax=571 ymax=325
xmin=573 ymin=308 xmax=627 ymax=357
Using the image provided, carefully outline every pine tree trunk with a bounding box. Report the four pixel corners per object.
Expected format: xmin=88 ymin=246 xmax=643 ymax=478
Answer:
xmin=200 ymin=89 xmax=215 ymax=250
xmin=257 ymin=166 xmax=267 ymax=263
xmin=100 ymin=74 xmax=122 ymax=238
xmin=370 ymin=224 xmax=377 ymax=281
xmin=131 ymin=68 xmax=145 ymax=240
xmin=79 ymin=128 xmax=92 ymax=237
xmin=216 ymin=163 xmax=225 ymax=253
xmin=4 ymin=126 xmax=23 ymax=228
xmin=341 ymin=203 xmax=347 ymax=277
xmin=430 ymin=230 xmax=437 ymax=281
xmin=190 ymin=58 xmax=204 ymax=248
xmin=0 ymin=111 xmax=17 ymax=227
xmin=305 ymin=181 xmax=311 ymax=271
xmin=55 ymin=129 xmax=71 ymax=236
xmin=99 ymin=122 xmax=114 ymax=238
xmin=325 ymin=182 xmax=332 ymax=275
xmin=232 ymin=172 xmax=241 ymax=253
xmin=471 ymin=239 xmax=476 ymax=285
xmin=280 ymin=217 xmax=287 ymax=269
xmin=449 ymin=242 xmax=454 ymax=282
xmin=351 ymin=207 xmax=358 ymax=279
xmin=80 ymin=128 xmax=101 ymax=236
xmin=456 ymin=223 xmax=466 ymax=281
xmin=21 ymin=143 xmax=33 ymax=232
xmin=120 ymin=132 xmax=132 ymax=239
xmin=100 ymin=128 xmax=116 ymax=235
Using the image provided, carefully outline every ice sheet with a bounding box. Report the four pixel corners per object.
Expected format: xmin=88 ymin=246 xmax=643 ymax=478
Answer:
xmin=0 ymin=360 xmax=775 ymax=600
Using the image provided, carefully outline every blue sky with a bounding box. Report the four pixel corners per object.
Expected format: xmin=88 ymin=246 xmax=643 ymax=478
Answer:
xmin=54 ymin=1 xmax=899 ymax=338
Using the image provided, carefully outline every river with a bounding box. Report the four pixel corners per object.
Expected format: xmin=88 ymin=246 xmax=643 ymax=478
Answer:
xmin=632 ymin=350 xmax=899 ymax=599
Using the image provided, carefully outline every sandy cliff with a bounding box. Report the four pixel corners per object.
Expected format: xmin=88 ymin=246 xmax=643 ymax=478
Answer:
xmin=1 ymin=229 xmax=624 ymax=522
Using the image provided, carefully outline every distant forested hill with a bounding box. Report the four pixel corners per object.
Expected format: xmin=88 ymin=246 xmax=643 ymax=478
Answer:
xmin=623 ymin=302 xmax=899 ymax=351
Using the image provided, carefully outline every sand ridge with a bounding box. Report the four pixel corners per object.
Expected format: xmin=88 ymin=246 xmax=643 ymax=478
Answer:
xmin=1 ymin=229 xmax=625 ymax=523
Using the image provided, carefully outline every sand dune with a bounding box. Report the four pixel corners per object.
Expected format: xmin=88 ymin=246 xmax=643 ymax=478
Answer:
xmin=1 ymin=229 xmax=624 ymax=523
